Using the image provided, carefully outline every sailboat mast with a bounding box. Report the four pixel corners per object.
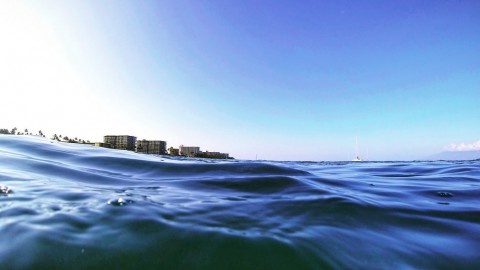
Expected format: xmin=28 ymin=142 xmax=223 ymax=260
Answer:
xmin=355 ymin=137 xmax=359 ymax=157
xmin=352 ymin=137 xmax=362 ymax=161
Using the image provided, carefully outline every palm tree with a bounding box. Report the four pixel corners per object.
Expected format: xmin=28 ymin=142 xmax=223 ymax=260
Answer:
xmin=24 ymin=129 xmax=28 ymax=134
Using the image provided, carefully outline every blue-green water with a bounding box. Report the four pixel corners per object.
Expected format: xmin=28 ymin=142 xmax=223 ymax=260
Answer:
xmin=1 ymin=135 xmax=479 ymax=269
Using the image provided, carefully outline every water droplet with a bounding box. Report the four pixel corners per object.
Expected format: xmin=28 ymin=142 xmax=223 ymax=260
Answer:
xmin=436 ymin=192 xmax=453 ymax=198
xmin=108 ymin=197 xmax=133 ymax=206
xmin=0 ymin=186 xmax=12 ymax=194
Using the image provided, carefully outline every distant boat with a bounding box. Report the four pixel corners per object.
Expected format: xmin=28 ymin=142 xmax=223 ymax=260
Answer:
xmin=352 ymin=137 xmax=362 ymax=161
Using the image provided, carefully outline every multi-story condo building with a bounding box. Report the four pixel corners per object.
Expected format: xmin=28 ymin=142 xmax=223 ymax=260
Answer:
xmin=104 ymin=135 xmax=137 ymax=151
xmin=179 ymin=145 xmax=200 ymax=157
xmin=136 ymin=140 xmax=167 ymax=155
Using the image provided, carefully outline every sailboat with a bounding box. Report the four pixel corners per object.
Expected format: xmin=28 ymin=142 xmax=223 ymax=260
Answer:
xmin=352 ymin=137 xmax=362 ymax=162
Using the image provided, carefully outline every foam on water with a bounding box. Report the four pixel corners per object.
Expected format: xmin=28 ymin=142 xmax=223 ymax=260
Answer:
xmin=1 ymin=135 xmax=479 ymax=269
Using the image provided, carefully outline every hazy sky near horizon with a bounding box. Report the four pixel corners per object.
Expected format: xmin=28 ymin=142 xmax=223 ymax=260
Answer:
xmin=1 ymin=0 xmax=479 ymax=161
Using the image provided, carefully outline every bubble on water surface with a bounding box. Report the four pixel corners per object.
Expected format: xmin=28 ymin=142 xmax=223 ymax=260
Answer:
xmin=436 ymin=192 xmax=453 ymax=197
xmin=0 ymin=186 xmax=12 ymax=194
xmin=108 ymin=197 xmax=133 ymax=206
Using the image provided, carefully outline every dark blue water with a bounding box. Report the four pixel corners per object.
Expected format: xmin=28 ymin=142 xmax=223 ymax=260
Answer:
xmin=1 ymin=135 xmax=479 ymax=269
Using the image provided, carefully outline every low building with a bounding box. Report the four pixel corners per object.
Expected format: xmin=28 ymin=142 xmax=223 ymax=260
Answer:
xmin=94 ymin=142 xmax=110 ymax=148
xmin=168 ymin=147 xmax=179 ymax=156
xmin=136 ymin=140 xmax=167 ymax=155
xmin=179 ymin=145 xmax=200 ymax=157
xmin=194 ymin=151 xmax=229 ymax=159
xmin=104 ymin=135 xmax=137 ymax=151
xmin=202 ymin=151 xmax=229 ymax=159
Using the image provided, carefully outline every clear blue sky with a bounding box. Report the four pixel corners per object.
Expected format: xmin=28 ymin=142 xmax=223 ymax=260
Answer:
xmin=1 ymin=0 xmax=479 ymax=160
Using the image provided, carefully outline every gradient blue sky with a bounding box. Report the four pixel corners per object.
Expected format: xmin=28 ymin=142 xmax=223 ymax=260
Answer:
xmin=1 ymin=0 xmax=479 ymax=160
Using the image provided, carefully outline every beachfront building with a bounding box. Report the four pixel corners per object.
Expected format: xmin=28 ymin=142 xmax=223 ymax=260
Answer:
xmin=94 ymin=142 xmax=110 ymax=148
xmin=104 ymin=135 xmax=137 ymax=151
xmin=168 ymin=147 xmax=179 ymax=156
xmin=192 ymin=151 xmax=230 ymax=159
xmin=136 ymin=140 xmax=167 ymax=155
xmin=179 ymin=145 xmax=200 ymax=157
xmin=201 ymin=151 xmax=229 ymax=159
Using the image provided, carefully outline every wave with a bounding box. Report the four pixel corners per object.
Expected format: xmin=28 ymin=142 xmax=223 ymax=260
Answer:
xmin=1 ymin=135 xmax=479 ymax=269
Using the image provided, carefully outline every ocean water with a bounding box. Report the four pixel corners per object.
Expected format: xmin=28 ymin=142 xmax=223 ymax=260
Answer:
xmin=0 ymin=135 xmax=479 ymax=269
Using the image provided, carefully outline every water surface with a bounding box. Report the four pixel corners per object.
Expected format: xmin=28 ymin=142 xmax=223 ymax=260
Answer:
xmin=1 ymin=135 xmax=479 ymax=269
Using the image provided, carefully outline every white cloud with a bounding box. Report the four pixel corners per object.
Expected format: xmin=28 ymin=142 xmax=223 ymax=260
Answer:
xmin=445 ymin=140 xmax=480 ymax=152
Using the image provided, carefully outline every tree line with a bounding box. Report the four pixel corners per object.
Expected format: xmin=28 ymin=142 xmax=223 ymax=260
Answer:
xmin=0 ymin=127 xmax=42 ymax=136
xmin=0 ymin=127 xmax=90 ymax=144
